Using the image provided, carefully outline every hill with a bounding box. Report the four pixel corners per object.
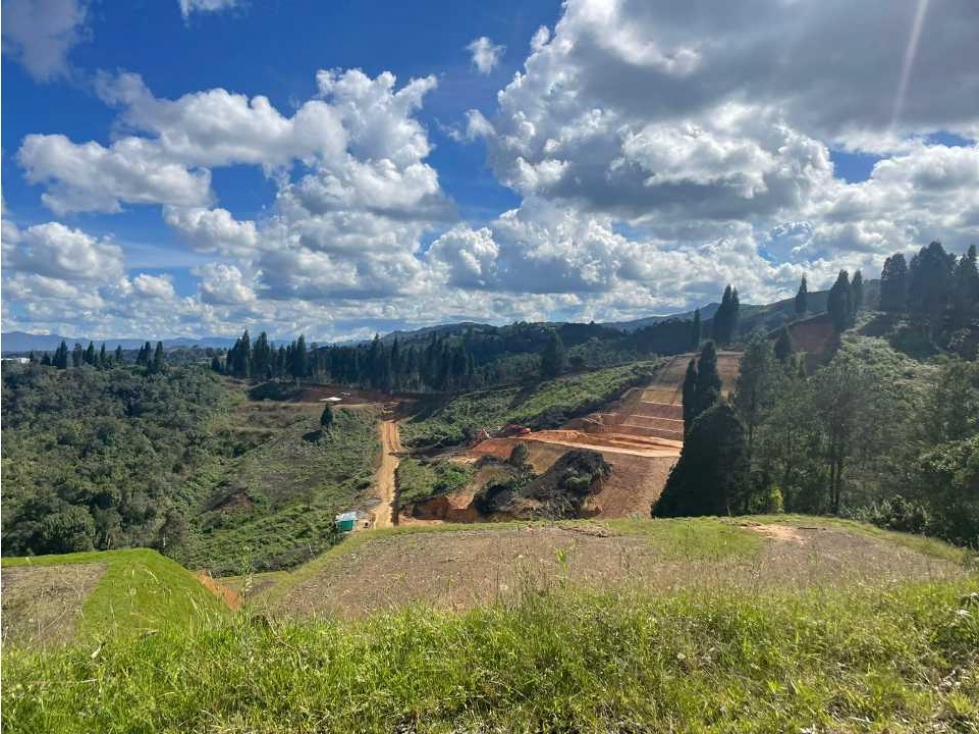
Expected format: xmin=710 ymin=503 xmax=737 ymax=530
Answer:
xmin=1 ymin=331 xmax=237 ymax=355
xmin=1 ymin=548 xmax=228 ymax=648
xmin=3 ymin=518 xmax=975 ymax=733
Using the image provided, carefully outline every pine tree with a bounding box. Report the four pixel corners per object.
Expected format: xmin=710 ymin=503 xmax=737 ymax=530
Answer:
xmin=694 ymin=341 xmax=722 ymax=418
xmin=99 ymin=343 xmax=107 ymax=368
xmin=84 ymin=341 xmax=96 ymax=366
xmin=653 ymin=403 xmax=749 ymax=517
xmin=908 ymin=241 xmax=955 ymax=337
xmin=152 ymin=341 xmax=165 ymax=373
xmin=72 ymin=343 xmax=84 ymax=368
xmin=114 ymin=345 xmax=124 ymax=365
xmin=850 ymin=270 xmax=864 ymax=317
xmin=774 ymin=325 xmax=794 ymax=362
xmin=732 ymin=332 xmax=779 ymax=457
xmin=53 ymin=341 xmax=69 ymax=369
xmin=690 ymin=309 xmax=702 ymax=350
xmin=951 ymin=245 xmax=979 ymax=328
xmin=292 ymin=335 xmax=308 ymax=381
xmin=827 ymin=270 xmax=852 ymax=333
xmin=28 ymin=351 xmax=37 ymax=364
xmin=211 ymin=355 xmax=222 ymax=372
xmin=879 ymin=253 xmax=909 ymax=312
xmin=794 ymin=275 xmax=808 ymax=316
xmin=41 ymin=352 xmax=52 ymax=366
xmin=711 ymin=285 xmax=740 ymax=346
xmin=540 ymin=329 xmax=566 ymax=379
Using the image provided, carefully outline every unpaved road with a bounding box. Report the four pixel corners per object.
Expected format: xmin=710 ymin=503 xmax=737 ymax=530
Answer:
xmin=371 ymin=420 xmax=403 ymax=528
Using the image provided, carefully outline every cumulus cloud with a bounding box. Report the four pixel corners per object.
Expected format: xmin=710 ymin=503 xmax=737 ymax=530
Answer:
xmin=163 ymin=206 xmax=259 ymax=256
xmin=467 ymin=36 xmax=505 ymax=74
xmin=1 ymin=0 xmax=88 ymax=82
xmin=131 ymin=273 xmax=177 ymax=301
xmin=194 ymin=263 xmax=256 ymax=305
xmin=5 ymin=222 xmax=125 ymax=282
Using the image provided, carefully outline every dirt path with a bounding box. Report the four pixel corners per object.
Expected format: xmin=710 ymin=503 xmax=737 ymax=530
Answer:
xmin=371 ymin=420 xmax=403 ymax=528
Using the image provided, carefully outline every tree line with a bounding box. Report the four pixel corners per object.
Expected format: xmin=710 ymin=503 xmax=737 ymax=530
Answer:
xmin=28 ymin=340 xmax=166 ymax=373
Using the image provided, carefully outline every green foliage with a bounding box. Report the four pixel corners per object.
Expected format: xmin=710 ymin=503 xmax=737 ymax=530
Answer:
xmin=711 ymin=284 xmax=740 ymax=345
xmin=401 ymin=361 xmax=660 ymax=448
xmin=2 ymin=366 xmax=229 ymax=556
xmin=794 ymin=275 xmax=808 ymax=315
xmin=1 ymin=548 xmax=228 ymax=644
xmin=5 ymin=577 xmax=976 ymax=732
xmin=508 ymin=442 xmax=530 ymax=468
xmin=654 ymin=403 xmax=751 ymax=517
xmin=319 ymin=404 xmax=334 ymax=430
xmin=827 ymin=269 xmax=852 ymax=333
xmin=396 ymin=458 xmax=475 ymax=505
xmin=539 ymin=328 xmax=566 ymax=379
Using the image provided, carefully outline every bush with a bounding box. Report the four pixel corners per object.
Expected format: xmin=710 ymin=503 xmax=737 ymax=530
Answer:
xmin=863 ymin=496 xmax=930 ymax=535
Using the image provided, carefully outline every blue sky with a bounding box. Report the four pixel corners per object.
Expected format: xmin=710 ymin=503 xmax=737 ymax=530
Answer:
xmin=2 ymin=0 xmax=977 ymax=341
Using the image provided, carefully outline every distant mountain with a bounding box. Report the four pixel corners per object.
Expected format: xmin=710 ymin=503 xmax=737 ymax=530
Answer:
xmin=378 ymin=321 xmax=495 ymax=344
xmin=606 ymin=302 xmax=721 ymax=332
xmin=1 ymin=332 xmax=236 ymax=355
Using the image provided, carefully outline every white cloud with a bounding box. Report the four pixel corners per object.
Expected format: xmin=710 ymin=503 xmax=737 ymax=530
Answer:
xmin=467 ymin=36 xmax=505 ymax=74
xmin=178 ymin=0 xmax=238 ymax=19
xmin=6 ymin=222 xmax=125 ymax=282
xmin=131 ymin=273 xmax=177 ymax=301
xmin=194 ymin=263 xmax=256 ymax=305
xmin=1 ymin=0 xmax=88 ymax=82
xmin=163 ymin=206 xmax=259 ymax=256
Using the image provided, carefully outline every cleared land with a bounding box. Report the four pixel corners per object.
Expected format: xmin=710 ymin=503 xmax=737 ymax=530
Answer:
xmin=266 ymin=518 xmax=966 ymax=620
xmin=1 ymin=563 xmax=106 ymax=647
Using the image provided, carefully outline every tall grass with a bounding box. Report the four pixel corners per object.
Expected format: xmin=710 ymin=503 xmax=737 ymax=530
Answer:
xmin=4 ymin=579 xmax=977 ymax=732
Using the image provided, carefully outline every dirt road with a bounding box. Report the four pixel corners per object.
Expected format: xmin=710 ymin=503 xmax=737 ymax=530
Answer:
xmin=371 ymin=420 xmax=403 ymax=528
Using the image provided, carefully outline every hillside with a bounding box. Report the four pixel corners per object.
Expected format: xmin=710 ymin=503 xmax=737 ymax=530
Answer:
xmin=1 ymin=549 xmax=228 ymax=648
xmin=3 ymin=518 xmax=976 ymax=733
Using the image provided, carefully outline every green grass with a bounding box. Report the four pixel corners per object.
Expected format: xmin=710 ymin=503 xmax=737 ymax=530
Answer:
xmin=401 ymin=360 xmax=661 ymax=448
xmin=179 ymin=405 xmax=381 ymax=575
xmin=2 ymin=549 xmax=228 ymax=644
xmin=396 ymin=457 xmax=476 ymax=505
xmin=4 ymin=579 xmax=977 ymax=732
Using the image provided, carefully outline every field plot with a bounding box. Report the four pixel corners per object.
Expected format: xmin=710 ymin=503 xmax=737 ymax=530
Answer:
xmin=267 ymin=518 xmax=965 ymax=620
xmin=1 ymin=563 xmax=106 ymax=646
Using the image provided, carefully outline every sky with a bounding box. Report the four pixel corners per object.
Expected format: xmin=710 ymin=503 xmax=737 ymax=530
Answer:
xmin=1 ymin=0 xmax=977 ymax=343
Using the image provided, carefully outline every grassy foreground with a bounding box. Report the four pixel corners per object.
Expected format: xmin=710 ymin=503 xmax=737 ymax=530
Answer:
xmin=3 ymin=579 xmax=977 ymax=733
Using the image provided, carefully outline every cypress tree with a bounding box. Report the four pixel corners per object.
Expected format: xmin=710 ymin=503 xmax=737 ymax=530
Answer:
xmin=41 ymin=352 xmax=52 ymax=366
xmin=152 ymin=341 xmax=165 ymax=373
xmin=53 ymin=341 xmax=69 ymax=369
xmin=72 ymin=343 xmax=84 ymax=368
xmin=879 ymin=253 xmax=909 ymax=312
xmin=292 ymin=335 xmax=308 ymax=381
xmin=320 ymin=404 xmax=334 ymax=431
xmin=850 ymin=270 xmax=864 ymax=318
xmin=794 ymin=275 xmax=808 ymax=316
xmin=951 ymin=245 xmax=979 ymax=328
xmin=653 ymin=403 xmax=749 ymax=517
xmin=84 ymin=341 xmax=96 ymax=366
xmin=99 ymin=343 xmax=107 ymax=368
xmin=114 ymin=345 xmax=124 ymax=364
xmin=827 ymin=270 xmax=852 ymax=333
xmin=908 ymin=241 xmax=955 ymax=336
xmin=694 ymin=341 xmax=722 ymax=418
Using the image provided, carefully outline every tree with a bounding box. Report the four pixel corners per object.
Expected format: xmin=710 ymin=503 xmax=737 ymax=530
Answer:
xmin=99 ymin=343 xmax=107 ymax=368
xmin=114 ymin=345 xmax=124 ymax=365
xmin=850 ymin=270 xmax=864 ymax=315
xmin=879 ymin=253 xmax=909 ymax=312
xmin=150 ymin=341 xmax=165 ymax=373
xmin=155 ymin=508 xmax=188 ymax=558
xmin=827 ymin=270 xmax=852 ymax=333
xmin=732 ymin=332 xmax=780 ymax=457
xmin=951 ymin=245 xmax=979 ymax=329
xmin=694 ymin=341 xmax=722 ymax=418
xmin=653 ymin=403 xmax=749 ymax=517
xmin=794 ymin=275 xmax=808 ymax=316
xmin=540 ymin=329 xmax=566 ymax=379
xmin=292 ymin=335 xmax=308 ymax=381
xmin=711 ymin=285 xmax=740 ymax=345
xmin=690 ymin=308 xmax=702 ymax=350
xmin=41 ymin=353 xmax=52 ymax=366
xmin=908 ymin=241 xmax=955 ymax=338
xmin=84 ymin=341 xmax=96 ymax=366
xmin=72 ymin=342 xmax=84 ymax=368
xmin=211 ymin=355 xmax=222 ymax=373
xmin=53 ymin=341 xmax=69 ymax=370
xmin=774 ymin=325 xmax=794 ymax=362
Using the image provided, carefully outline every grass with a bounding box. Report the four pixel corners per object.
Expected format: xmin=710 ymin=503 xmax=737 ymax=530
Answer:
xmin=1 ymin=549 xmax=228 ymax=645
xmin=179 ymin=404 xmax=381 ymax=575
xmin=396 ymin=457 xmax=475 ymax=505
xmin=401 ymin=360 xmax=660 ymax=448
xmin=3 ymin=579 xmax=977 ymax=732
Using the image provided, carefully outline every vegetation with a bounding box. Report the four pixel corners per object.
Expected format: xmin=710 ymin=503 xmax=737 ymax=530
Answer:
xmin=711 ymin=284 xmax=740 ymax=345
xmin=1 ymin=548 xmax=227 ymax=644
xmin=396 ymin=458 xmax=475 ymax=505
xmin=3 ymin=573 xmax=976 ymax=732
xmin=401 ymin=360 xmax=660 ymax=448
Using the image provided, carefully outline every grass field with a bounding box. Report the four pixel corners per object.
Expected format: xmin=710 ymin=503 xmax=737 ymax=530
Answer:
xmin=401 ymin=360 xmax=661 ymax=448
xmin=179 ymin=403 xmax=381 ymax=575
xmin=2 ymin=521 xmax=976 ymax=732
xmin=1 ymin=549 xmax=228 ymax=648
